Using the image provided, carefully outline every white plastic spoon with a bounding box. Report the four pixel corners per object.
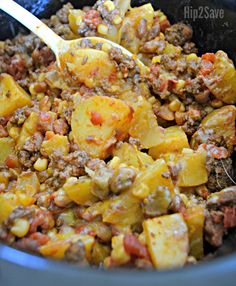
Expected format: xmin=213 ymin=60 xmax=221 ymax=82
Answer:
xmin=0 ymin=0 xmax=146 ymax=87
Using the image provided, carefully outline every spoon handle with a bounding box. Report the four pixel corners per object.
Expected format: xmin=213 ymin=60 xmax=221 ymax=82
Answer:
xmin=0 ymin=0 xmax=62 ymax=54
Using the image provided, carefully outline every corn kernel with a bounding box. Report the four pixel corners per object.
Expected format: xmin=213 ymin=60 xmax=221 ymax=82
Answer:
xmin=139 ymin=232 xmax=147 ymax=245
xmin=159 ymin=15 xmax=167 ymax=22
xmin=204 ymin=106 xmax=214 ymax=114
xmin=211 ymin=99 xmax=223 ymax=108
xmin=113 ymin=15 xmax=122 ymax=25
xmin=0 ymin=173 xmax=8 ymax=185
xmin=179 ymin=194 xmax=188 ymax=206
xmin=108 ymin=156 xmax=121 ymax=169
xmin=47 ymin=228 xmax=57 ymax=238
xmin=179 ymin=104 xmax=186 ymax=112
xmin=97 ymin=24 xmax=109 ymax=35
xmin=9 ymin=127 xmax=20 ymax=140
xmin=102 ymin=42 xmax=112 ymax=52
xmin=34 ymin=158 xmax=48 ymax=172
xmin=104 ymin=0 xmax=115 ymax=11
xmin=66 ymin=177 xmax=78 ymax=184
xmin=169 ymin=99 xmax=181 ymax=112
xmin=36 ymin=93 xmax=45 ymax=101
xmin=10 ymin=218 xmax=30 ymax=238
xmin=132 ymin=183 xmax=150 ymax=199
xmin=119 ymin=163 xmax=127 ymax=168
xmin=159 ymin=32 xmax=165 ymax=39
xmin=148 ymin=96 xmax=157 ymax=104
xmin=29 ymin=84 xmax=36 ymax=96
xmin=40 ymin=183 xmax=46 ymax=192
xmin=182 ymin=148 xmax=194 ymax=154
xmin=175 ymin=79 xmax=185 ymax=91
xmin=152 ymin=56 xmax=161 ymax=64
xmin=186 ymin=53 xmax=198 ymax=61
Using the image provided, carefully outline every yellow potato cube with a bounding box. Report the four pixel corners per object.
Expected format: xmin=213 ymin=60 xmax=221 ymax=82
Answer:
xmin=17 ymin=112 xmax=39 ymax=149
xmin=0 ymin=195 xmax=16 ymax=224
xmin=34 ymin=158 xmax=48 ymax=171
xmin=143 ymin=214 xmax=189 ymax=269
xmin=149 ymin=126 xmax=189 ymax=159
xmin=41 ymin=134 xmax=70 ymax=157
xmin=10 ymin=218 xmax=30 ymax=238
xmin=177 ymin=150 xmax=208 ymax=187
xmin=184 ymin=205 xmax=205 ymax=259
xmin=63 ymin=177 xmax=97 ymax=206
xmin=71 ymin=96 xmax=133 ymax=159
xmin=120 ymin=4 xmax=154 ymax=54
xmin=113 ymin=142 xmax=154 ymax=170
xmin=111 ymin=234 xmax=130 ymax=265
xmin=129 ymin=98 xmax=164 ymax=148
xmin=0 ymin=137 xmax=15 ymax=165
xmin=16 ymin=171 xmax=40 ymax=196
xmin=0 ymin=73 xmax=31 ymax=117
xmin=132 ymin=159 xmax=174 ymax=198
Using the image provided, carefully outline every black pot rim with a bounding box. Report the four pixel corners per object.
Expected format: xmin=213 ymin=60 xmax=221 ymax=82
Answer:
xmin=1 ymin=243 xmax=236 ymax=279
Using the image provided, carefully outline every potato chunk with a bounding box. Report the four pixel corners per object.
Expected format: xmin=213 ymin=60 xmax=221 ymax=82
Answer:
xmin=184 ymin=205 xmax=205 ymax=259
xmin=16 ymin=171 xmax=40 ymax=196
xmin=17 ymin=112 xmax=39 ymax=149
xmin=0 ymin=137 xmax=15 ymax=166
xmin=191 ymin=105 xmax=236 ymax=154
xmin=177 ymin=150 xmax=208 ymax=187
xmin=113 ymin=142 xmax=154 ymax=170
xmin=120 ymin=4 xmax=154 ymax=54
xmin=132 ymin=159 xmax=174 ymax=199
xmin=59 ymin=48 xmax=117 ymax=89
xmin=102 ymin=191 xmax=143 ymax=231
xmin=40 ymin=234 xmax=94 ymax=260
xmin=0 ymin=73 xmax=31 ymax=117
xmin=149 ymin=126 xmax=189 ymax=159
xmin=129 ymin=98 xmax=164 ymax=148
xmin=68 ymin=9 xmax=85 ymax=35
xmin=0 ymin=195 xmax=17 ymax=224
xmin=203 ymin=51 xmax=236 ymax=104
xmin=41 ymin=134 xmax=70 ymax=157
xmin=71 ymin=96 xmax=133 ymax=159
xmin=143 ymin=214 xmax=189 ymax=269
xmin=63 ymin=177 xmax=97 ymax=206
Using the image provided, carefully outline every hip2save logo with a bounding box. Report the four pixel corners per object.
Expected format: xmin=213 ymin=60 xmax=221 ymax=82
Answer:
xmin=184 ymin=5 xmax=225 ymax=21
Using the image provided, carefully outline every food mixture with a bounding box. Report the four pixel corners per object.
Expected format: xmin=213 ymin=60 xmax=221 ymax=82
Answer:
xmin=0 ymin=0 xmax=235 ymax=269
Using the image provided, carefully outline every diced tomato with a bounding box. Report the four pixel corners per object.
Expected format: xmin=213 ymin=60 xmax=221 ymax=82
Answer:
xmin=200 ymin=60 xmax=214 ymax=76
xmin=123 ymin=234 xmax=150 ymax=260
xmin=39 ymin=111 xmax=51 ymax=122
xmin=5 ymin=155 xmax=19 ymax=168
xmin=202 ymin=144 xmax=229 ymax=159
xmin=168 ymin=78 xmax=177 ymax=91
xmin=90 ymin=111 xmax=103 ymax=125
xmin=45 ymin=131 xmax=55 ymax=140
xmin=109 ymin=71 xmax=117 ymax=82
xmin=29 ymin=232 xmax=50 ymax=246
xmin=158 ymin=77 xmax=168 ymax=92
xmin=201 ymin=53 xmax=215 ymax=63
xmin=160 ymin=19 xmax=171 ymax=32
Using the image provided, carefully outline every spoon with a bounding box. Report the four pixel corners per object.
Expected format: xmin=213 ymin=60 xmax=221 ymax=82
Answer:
xmin=0 ymin=0 xmax=147 ymax=89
